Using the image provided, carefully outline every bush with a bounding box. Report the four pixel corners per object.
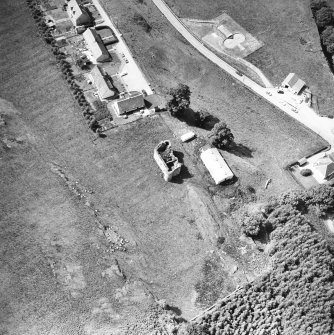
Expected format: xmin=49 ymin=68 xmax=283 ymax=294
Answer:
xmin=310 ymin=0 xmax=329 ymax=11
xmin=208 ymin=121 xmax=234 ymax=149
xmin=92 ymin=100 xmax=110 ymax=121
xmin=300 ymin=168 xmax=312 ymax=176
xmin=241 ymin=213 xmax=266 ymax=237
xmin=321 ymin=25 xmax=334 ymax=44
xmin=327 ymin=43 xmax=334 ymax=53
xmin=133 ymin=13 xmax=151 ymax=33
xmin=315 ymin=7 xmax=333 ymax=28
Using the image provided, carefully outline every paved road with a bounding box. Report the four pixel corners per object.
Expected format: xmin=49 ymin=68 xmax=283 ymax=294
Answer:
xmin=151 ymin=0 xmax=334 ymax=147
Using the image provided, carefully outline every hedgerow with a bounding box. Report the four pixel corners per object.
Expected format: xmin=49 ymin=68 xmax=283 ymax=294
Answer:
xmin=25 ymin=0 xmax=102 ymax=133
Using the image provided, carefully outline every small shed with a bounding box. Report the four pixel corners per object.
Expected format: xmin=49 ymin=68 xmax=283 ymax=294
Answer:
xmin=282 ymin=73 xmax=306 ymax=95
xmin=181 ymin=131 xmax=196 ymax=142
xmin=200 ymin=148 xmax=234 ymax=184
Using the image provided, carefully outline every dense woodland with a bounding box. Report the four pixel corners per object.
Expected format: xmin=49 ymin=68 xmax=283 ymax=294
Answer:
xmin=183 ymin=185 xmax=334 ymax=334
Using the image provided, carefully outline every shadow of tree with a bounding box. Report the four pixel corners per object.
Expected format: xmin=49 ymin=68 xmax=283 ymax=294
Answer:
xmin=227 ymin=143 xmax=254 ymax=158
xmin=165 ymin=304 xmax=182 ymax=316
xmin=201 ymin=114 xmax=220 ymax=131
xmin=175 ymin=108 xmax=220 ymax=130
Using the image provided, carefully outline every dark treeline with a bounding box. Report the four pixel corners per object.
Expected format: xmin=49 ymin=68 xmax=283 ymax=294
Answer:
xmin=185 ymin=185 xmax=334 ymax=334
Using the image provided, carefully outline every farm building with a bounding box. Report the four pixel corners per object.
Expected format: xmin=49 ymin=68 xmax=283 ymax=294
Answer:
xmin=313 ymin=155 xmax=334 ymax=181
xmin=114 ymin=91 xmax=145 ymax=116
xmin=66 ymin=0 xmax=92 ymax=27
xmin=282 ymin=73 xmax=306 ymax=95
xmin=83 ymin=28 xmax=110 ymax=62
xmin=95 ymin=26 xmax=118 ymax=45
xmin=89 ymin=66 xmax=115 ymax=100
xmin=200 ymin=147 xmax=234 ymax=184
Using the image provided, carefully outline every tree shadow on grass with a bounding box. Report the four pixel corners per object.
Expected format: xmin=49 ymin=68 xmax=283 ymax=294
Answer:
xmin=227 ymin=143 xmax=254 ymax=158
xmin=177 ymin=108 xmax=220 ymax=130
xmin=201 ymin=114 xmax=220 ymax=131
xmin=171 ymin=150 xmax=193 ymax=184
xmin=165 ymin=304 xmax=182 ymax=316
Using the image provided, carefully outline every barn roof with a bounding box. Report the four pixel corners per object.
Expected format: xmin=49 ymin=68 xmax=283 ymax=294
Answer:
xmin=200 ymin=148 xmax=234 ymax=184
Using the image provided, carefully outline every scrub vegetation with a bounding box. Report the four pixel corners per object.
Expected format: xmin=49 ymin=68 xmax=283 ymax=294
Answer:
xmin=188 ymin=185 xmax=334 ymax=334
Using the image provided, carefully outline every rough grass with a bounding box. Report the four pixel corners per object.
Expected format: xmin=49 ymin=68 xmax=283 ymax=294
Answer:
xmin=165 ymin=0 xmax=334 ymax=116
xmin=101 ymin=0 xmax=328 ymax=197
xmin=0 ymin=0 xmax=330 ymax=333
xmin=0 ymin=1 xmax=226 ymax=333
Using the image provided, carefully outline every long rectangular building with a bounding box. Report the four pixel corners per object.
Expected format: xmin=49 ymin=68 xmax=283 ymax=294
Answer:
xmin=200 ymin=147 xmax=234 ymax=184
xmin=83 ymin=28 xmax=110 ymax=63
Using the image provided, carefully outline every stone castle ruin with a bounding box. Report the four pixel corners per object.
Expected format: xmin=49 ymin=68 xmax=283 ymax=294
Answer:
xmin=154 ymin=140 xmax=182 ymax=181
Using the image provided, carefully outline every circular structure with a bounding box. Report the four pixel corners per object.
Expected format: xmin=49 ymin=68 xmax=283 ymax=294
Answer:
xmin=223 ymin=33 xmax=246 ymax=49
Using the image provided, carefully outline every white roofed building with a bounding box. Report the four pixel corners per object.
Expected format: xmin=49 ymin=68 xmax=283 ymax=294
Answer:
xmin=67 ymin=0 xmax=92 ymax=27
xmin=282 ymin=73 xmax=306 ymax=95
xmin=83 ymin=28 xmax=110 ymax=63
xmin=313 ymin=155 xmax=334 ymax=182
xmin=200 ymin=148 xmax=234 ymax=184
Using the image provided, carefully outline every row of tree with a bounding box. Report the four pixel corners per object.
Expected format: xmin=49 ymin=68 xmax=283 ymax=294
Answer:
xmin=187 ymin=185 xmax=334 ymax=334
xmin=26 ymin=0 xmax=101 ymax=133
xmin=167 ymin=84 xmax=235 ymax=150
xmin=311 ymin=0 xmax=334 ymax=55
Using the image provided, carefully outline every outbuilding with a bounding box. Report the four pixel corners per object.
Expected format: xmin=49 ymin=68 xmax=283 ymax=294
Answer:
xmin=282 ymin=73 xmax=306 ymax=95
xmin=66 ymin=0 xmax=92 ymax=27
xmin=83 ymin=28 xmax=110 ymax=63
xmin=313 ymin=156 xmax=334 ymax=181
xmin=200 ymin=147 xmax=234 ymax=184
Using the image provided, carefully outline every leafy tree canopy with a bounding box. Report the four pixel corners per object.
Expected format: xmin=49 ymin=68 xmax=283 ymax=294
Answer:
xmin=208 ymin=121 xmax=234 ymax=150
xmin=166 ymin=84 xmax=191 ymax=117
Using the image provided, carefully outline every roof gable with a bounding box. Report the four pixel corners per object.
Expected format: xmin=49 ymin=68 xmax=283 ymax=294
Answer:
xmin=116 ymin=92 xmax=144 ymax=114
xmin=315 ymin=157 xmax=334 ymax=179
xmin=90 ymin=66 xmax=114 ymax=99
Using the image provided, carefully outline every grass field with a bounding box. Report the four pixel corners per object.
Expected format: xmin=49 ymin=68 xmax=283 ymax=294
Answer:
xmin=0 ymin=0 xmax=330 ymax=334
xmin=165 ymin=0 xmax=334 ymax=116
xmin=0 ymin=1 xmax=267 ymax=333
xmin=102 ymin=0 xmax=327 ymax=196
